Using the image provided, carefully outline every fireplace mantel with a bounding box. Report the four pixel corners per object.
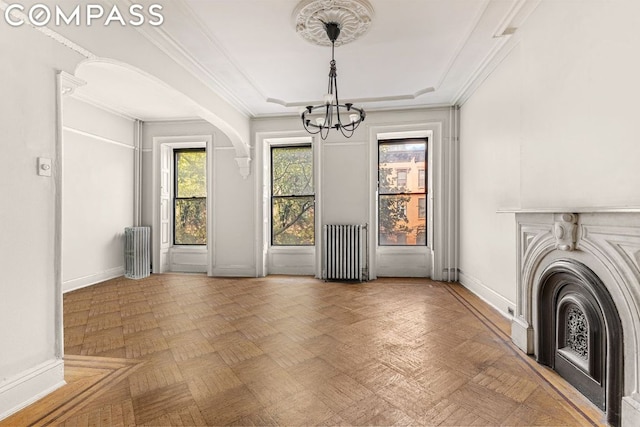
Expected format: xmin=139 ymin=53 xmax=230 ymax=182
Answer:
xmin=498 ymin=207 xmax=640 ymax=214
xmin=509 ymin=211 xmax=640 ymax=425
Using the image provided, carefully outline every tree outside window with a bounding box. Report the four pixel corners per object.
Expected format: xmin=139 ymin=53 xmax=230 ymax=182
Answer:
xmin=174 ymin=149 xmax=206 ymax=245
xmin=271 ymin=145 xmax=314 ymax=246
xmin=378 ymin=138 xmax=427 ymax=246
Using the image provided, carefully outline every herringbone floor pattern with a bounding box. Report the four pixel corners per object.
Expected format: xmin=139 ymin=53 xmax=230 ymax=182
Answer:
xmin=7 ymin=275 xmax=606 ymax=426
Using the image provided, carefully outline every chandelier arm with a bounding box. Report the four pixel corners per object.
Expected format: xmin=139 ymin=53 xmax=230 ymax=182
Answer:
xmin=320 ymin=122 xmax=330 ymax=140
xmin=300 ymin=20 xmax=365 ymax=139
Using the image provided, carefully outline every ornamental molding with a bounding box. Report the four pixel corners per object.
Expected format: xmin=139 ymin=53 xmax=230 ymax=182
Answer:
xmin=235 ymin=157 xmax=251 ymax=180
xmin=292 ymin=0 xmax=374 ymax=47
xmin=58 ymin=71 xmax=86 ymax=96
xmin=554 ymin=213 xmax=578 ymax=251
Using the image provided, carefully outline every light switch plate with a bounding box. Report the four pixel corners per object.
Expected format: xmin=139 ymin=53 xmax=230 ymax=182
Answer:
xmin=38 ymin=157 xmax=52 ymax=177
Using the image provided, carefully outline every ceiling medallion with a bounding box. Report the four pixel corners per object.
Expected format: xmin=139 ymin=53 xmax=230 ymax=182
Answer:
xmin=293 ymin=0 xmax=374 ymax=47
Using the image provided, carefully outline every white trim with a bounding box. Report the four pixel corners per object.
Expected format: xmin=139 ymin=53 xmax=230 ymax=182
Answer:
xmin=55 ymin=73 xmax=65 ymax=362
xmin=0 ymin=2 xmax=96 ymax=59
xmin=254 ymin=132 xmax=316 ymax=277
xmin=319 ymin=140 xmax=366 ymax=147
xmin=170 ymin=246 xmax=207 ymax=273
xmin=207 ymin=137 xmax=215 ymax=276
xmin=454 ymin=0 xmax=542 ymax=105
xmin=498 ymin=207 xmax=640 ymax=214
xmin=368 ymin=122 xmax=438 ymax=280
xmin=622 ymin=396 xmax=640 ymax=426
xmin=210 ymin=265 xmax=256 ymax=277
xmin=71 ymin=92 xmax=138 ymax=122
xmin=458 ymin=271 xmax=514 ymax=318
xmin=114 ymin=0 xmax=254 ymax=117
xmin=133 ymin=120 xmax=142 ymax=226
xmin=63 ymin=126 xmax=135 ymax=150
xmin=0 ymin=359 xmax=65 ymax=421
xmin=63 ymin=266 xmax=124 ymax=293
xmin=434 ymin=0 xmax=491 ymax=90
xmin=152 ymin=135 xmax=213 ymax=276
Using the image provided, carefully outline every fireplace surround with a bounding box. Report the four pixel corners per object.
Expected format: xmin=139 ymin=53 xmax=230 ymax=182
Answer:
xmin=509 ymin=210 xmax=640 ymax=426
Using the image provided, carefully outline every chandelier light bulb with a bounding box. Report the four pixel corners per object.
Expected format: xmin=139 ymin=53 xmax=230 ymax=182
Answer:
xmin=316 ymin=117 xmax=326 ymax=127
xmin=349 ymin=113 xmax=359 ymax=123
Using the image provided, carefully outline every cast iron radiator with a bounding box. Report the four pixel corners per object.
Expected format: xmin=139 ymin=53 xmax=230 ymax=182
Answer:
xmin=124 ymin=226 xmax=151 ymax=279
xmin=322 ymin=224 xmax=368 ymax=281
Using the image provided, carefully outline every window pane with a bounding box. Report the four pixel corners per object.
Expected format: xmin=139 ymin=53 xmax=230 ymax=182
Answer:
xmin=379 ymin=141 xmax=426 ymax=194
xmin=176 ymin=150 xmax=206 ymax=198
xmin=272 ymin=196 xmax=314 ymax=245
xmin=379 ymin=194 xmax=426 ymax=246
xmin=418 ymin=197 xmax=426 ymax=219
xmin=397 ymin=170 xmax=407 ymax=187
xmin=175 ymin=199 xmax=207 ymax=245
xmin=272 ymin=146 xmax=313 ymax=196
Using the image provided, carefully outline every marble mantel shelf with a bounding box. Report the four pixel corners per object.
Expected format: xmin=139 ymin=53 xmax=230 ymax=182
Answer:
xmin=497 ymin=207 xmax=640 ymax=214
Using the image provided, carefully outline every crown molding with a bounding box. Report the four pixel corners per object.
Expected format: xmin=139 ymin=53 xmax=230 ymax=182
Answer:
xmin=0 ymin=1 xmax=97 ymax=59
xmin=111 ymin=0 xmax=256 ymax=118
xmin=253 ymin=103 xmax=453 ymax=120
xmin=266 ymin=87 xmax=435 ymax=108
xmin=434 ymin=0 xmax=491 ymax=92
xmin=453 ymin=0 xmax=542 ymax=106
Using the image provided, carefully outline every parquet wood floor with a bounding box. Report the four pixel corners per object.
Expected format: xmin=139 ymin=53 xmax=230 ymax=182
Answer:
xmin=4 ymin=275 xmax=607 ymax=426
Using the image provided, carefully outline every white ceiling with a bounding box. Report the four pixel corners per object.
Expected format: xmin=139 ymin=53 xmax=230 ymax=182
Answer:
xmin=147 ymin=0 xmax=534 ymax=117
xmin=71 ymin=0 xmax=538 ymax=120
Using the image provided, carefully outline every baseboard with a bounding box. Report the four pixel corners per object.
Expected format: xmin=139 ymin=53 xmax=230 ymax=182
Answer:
xmin=458 ymin=272 xmax=515 ymax=319
xmin=376 ymin=266 xmax=430 ymax=277
xmin=210 ymin=265 xmax=256 ymax=277
xmin=0 ymin=359 xmax=65 ymax=421
xmin=170 ymin=264 xmax=207 ymax=273
xmin=63 ymin=266 xmax=124 ymax=293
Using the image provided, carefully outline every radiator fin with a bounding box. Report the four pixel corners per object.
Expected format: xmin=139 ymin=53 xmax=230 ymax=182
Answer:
xmin=323 ymin=224 xmax=368 ymax=281
xmin=124 ymin=226 xmax=151 ymax=279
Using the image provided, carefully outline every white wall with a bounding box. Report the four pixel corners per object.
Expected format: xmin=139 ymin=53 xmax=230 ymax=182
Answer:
xmin=62 ymin=97 xmax=135 ymax=292
xmin=459 ymin=1 xmax=640 ymax=315
xmin=142 ymin=121 xmax=255 ymax=276
xmin=0 ymin=22 xmax=83 ymax=418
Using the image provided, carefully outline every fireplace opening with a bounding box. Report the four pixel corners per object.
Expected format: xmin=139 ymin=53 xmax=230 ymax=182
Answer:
xmin=537 ymin=259 xmax=623 ymax=426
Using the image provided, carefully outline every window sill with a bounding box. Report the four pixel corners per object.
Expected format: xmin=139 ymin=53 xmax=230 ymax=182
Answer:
xmin=269 ymin=246 xmax=315 ymax=255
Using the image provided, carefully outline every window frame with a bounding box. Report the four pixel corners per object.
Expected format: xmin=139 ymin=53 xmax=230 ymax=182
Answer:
xmin=270 ymin=144 xmax=315 ymax=247
xmin=377 ymin=137 xmax=428 ymax=247
xmin=173 ymin=147 xmax=207 ymax=246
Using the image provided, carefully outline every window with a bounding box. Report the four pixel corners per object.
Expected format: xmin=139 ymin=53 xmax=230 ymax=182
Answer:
xmin=378 ymin=138 xmax=427 ymax=246
xmin=397 ymin=169 xmax=408 ymax=187
xmin=418 ymin=169 xmax=425 ymax=188
xmin=271 ymin=145 xmax=314 ymax=245
xmin=174 ymin=149 xmax=206 ymax=245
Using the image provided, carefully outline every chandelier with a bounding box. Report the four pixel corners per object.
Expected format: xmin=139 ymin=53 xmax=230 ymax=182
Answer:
xmin=300 ymin=21 xmax=366 ymax=140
